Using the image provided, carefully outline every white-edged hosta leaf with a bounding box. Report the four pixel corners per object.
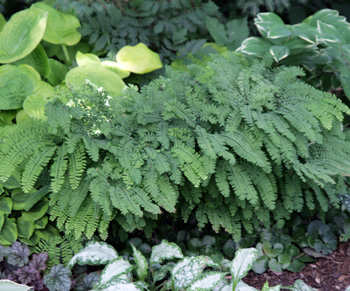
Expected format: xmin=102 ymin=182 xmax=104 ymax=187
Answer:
xmin=150 ymin=240 xmax=183 ymax=265
xmin=269 ymin=46 xmax=290 ymax=62
xmin=187 ymin=272 xmax=225 ymax=291
xmin=76 ymin=51 xmax=100 ymax=66
xmin=68 ymin=241 xmax=118 ymax=268
xmin=115 ymin=43 xmax=163 ymax=74
xmin=131 ymin=244 xmax=148 ymax=281
xmin=230 ymin=248 xmax=258 ymax=289
xmin=171 ymin=256 xmax=218 ymax=290
xmin=0 ymin=280 xmax=32 ymax=290
xmin=237 ymin=37 xmax=271 ymax=57
xmin=236 ymin=281 xmax=258 ymax=291
xmin=98 ymin=258 xmax=133 ymax=286
xmin=32 ymin=2 xmax=81 ymax=45
xmin=0 ymin=7 xmax=47 ymax=63
xmin=65 ymin=65 xmax=125 ymax=95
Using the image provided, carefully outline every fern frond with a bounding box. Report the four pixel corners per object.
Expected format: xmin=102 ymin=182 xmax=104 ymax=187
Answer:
xmin=50 ymin=144 xmax=68 ymax=193
xmin=24 ymin=185 xmax=50 ymax=211
xmin=68 ymin=142 xmax=86 ymax=189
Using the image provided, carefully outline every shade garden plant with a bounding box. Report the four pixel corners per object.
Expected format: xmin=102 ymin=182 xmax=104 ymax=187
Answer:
xmin=0 ymin=0 xmax=350 ymax=290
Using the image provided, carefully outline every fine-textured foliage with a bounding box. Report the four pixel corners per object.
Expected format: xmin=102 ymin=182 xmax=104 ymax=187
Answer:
xmin=0 ymin=52 xmax=349 ymax=240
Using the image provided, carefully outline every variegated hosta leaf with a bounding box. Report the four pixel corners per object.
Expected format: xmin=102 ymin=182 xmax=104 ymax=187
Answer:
xmin=68 ymin=241 xmax=118 ymax=268
xmin=150 ymin=240 xmax=183 ymax=265
xmin=230 ymin=248 xmax=258 ymax=289
xmin=0 ymin=7 xmax=47 ymax=63
xmin=0 ymin=279 xmax=32 ymax=291
xmin=32 ymin=2 xmax=81 ymax=45
xmin=236 ymin=281 xmax=258 ymax=291
xmin=187 ymin=272 xmax=225 ymax=291
xmin=131 ymin=244 xmax=148 ymax=281
xmin=98 ymin=258 xmax=133 ymax=286
xmin=171 ymin=256 xmax=219 ymax=290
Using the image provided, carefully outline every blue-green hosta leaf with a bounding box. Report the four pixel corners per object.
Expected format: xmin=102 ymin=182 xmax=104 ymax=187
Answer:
xmin=32 ymin=2 xmax=81 ymax=45
xmin=0 ymin=7 xmax=47 ymax=63
xmin=101 ymin=61 xmax=131 ymax=79
xmin=68 ymin=241 xmax=118 ymax=268
xmin=150 ymin=240 xmax=183 ymax=265
xmin=230 ymin=248 xmax=258 ymax=289
xmin=0 ymin=197 xmax=12 ymax=213
xmin=0 ymin=65 xmax=38 ymax=110
xmin=76 ymin=51 xmax=100 ymax=66
xmin=98 ymin=258 xmax=133 ymax=286
xmin=13 ymin=45 xmax=51 ymax=78
xmin=254 ymin=13 xmax=285 ymax=39
xmin=238 ymin=37 xmax=271 ymax=57
xmin=171 ymin=256 xmax=220 ymax=290
xmin=0 ymin=217 xmax=18 ymax=245
xmin=0 ymin=280 xmax=32 ymax=290
xmin=116 ymin=43 xmax=163 ymax=74
xmin=65 ymin=65 xmax=125 ymax=95
xmin=131 ymin=244 xmax=148 ymax=281
xmin=17 ymin=215 xmax=35 ymax=239
xmin=187 ymin=272 xmax=225 ymax=291
xmin=43 ymin=264 xmax=72 ymax=291
xmin=293 ymin=24 xmax=319 ymax=45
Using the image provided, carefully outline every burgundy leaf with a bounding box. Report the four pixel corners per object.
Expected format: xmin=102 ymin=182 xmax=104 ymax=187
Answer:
xmin=29 ymin=253 xmax=49 ymax=272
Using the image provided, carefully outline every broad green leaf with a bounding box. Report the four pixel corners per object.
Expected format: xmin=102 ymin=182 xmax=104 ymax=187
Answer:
xmin=317 ymin=21 xmax=343 ymax=43
xmin=0 ymin=110 xmax=16 ymax=125
xmin=0 ymin=280 xmax=32 ymax=291
xmin=21 ymin=199 xmax=49 ymax=221
xmin=230 ymin=248 xmax=258 ymax=289
xmin=131 ymin=244 xmax=148 ymax=281
xmin=68 ymin=241 xmax=118 ymax=268
xmin=116 ymin=43 xmax=163 ymax=74
xmin=205 ymin=16 xmax=228 ymax=46
xmin=187 ymin=272 xmax=225 ymax=291
xmin=65 ymin=65 xmax=125 ymax=95
xmin=293 ymin=24 xmax=319 ymax=45
xmin=34 ymin=216 xmax=48 ymax=229
xmin=98 ymin=258 xmax=133 ymax=286
xmin=47 ymin=58 xmax=68 ymax=86
xmin=76 ymin=51 xmax=100 ymax=66
xmin=268 ymin=259 xmax=282 ymax=273
xmin=0 ymin=65 xmax=38 ymax=110
xmin=0 ymin=14 xmax=6 ymax=32
xmin=0 ymin=7 xmax=47 ymax=63
xmin=11 ymin=189 xmax=33 ymax=211
xmin=32 ymin=2 xmax=81 ymax=45
xmin=33 ymin=80 xmax=55 ymax=98
xmin=150 ymin=240 xmax=183 ymax=265
xmin=101 ymin=60 xmax=131 ymax=79
xmin=0 ymin=211 xmax=4 ymax=230
xmin=238 ymin=37 xmax=271 ymax=57
xmin=0 ymin=197 xmax=13 ymax=213
xmin=255 ymin=13 xmax=285 ymax=39
xmin=16 ymin=110 xmax=31 ymax=124
xmin=17 ymin=215 xmax=35 ymax=239
xmin=13 ymin=45 xmax=51 ymax=78
xmin=0 ymin=217 xmax=18 ymax=245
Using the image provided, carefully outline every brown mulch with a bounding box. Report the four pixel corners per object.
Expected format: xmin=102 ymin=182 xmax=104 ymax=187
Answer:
xmin=242 ymin=241 xmax=350 ymax=291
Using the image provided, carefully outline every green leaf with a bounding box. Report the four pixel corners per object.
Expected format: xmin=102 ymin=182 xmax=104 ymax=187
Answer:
xmin=101 ymin=61 xmax=131 ymax=79
xmin=76 ymin=51 xmax=100 ymax=66
xmin=68 ymin=241 xmax=118 ymax=268
xmin=17 ymin=216 xmax=35 ymax=239
xmin=131 ymin=244 xmax=148 ymax=281
xmin=255 ymin=12 xmax=285 ymax=38
xmin=21 ymin=199 xmax=49 ymax=221
xmin=116 ymin=43 xmax=163 ymax=74
xmin=269 ymin=46 xmax=290 ymax=62
xmin=187 ymin=272 xmax=225 ymax=291
xmin=205 ymin=16 xmax=228 ymax=46
xmin=238 ymin=37 xmax=271 ymax=57
xmin=32 ymin=2 xmax=81 ymax=45
xmin=0 ymin=197 xmax=12 ymax=214
xmin=0 ymin=217 xmax=18 ymax=245
xmin=287 ymin=260 xmax=305 ymax=272
xmin=47 ymin=58 xmax=68 ymax=86
xmin=0 ymin=65 xmax=38 ymax=110
xmin=23 ymin=94 xmax=47 ymax=120
xmin=252 ymin=257 xmax=268 ymax=274
xmin=230 ymin=248 xmax=258 ymax=289
xmin=65 ymin=65 xmax=125 ymax=95
xmin=0 ymin=280 xmax=32 ymax=291
xmin=268 ymin=259 xmax=282 ymax=273
xmin=0 ymin=7 xmax=48 ymax=63
xmin=34 ymin=216 xmax=48 ymax=229
xmin=0 ymin=14 xmax=6 ymax=32
xmin=150 ymin=240 xmax=183 ymax=265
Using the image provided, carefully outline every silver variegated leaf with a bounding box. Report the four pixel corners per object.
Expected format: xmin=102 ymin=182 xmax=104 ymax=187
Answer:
xmin=150 ymin=240 xmax=183 ymax=265
xmin=187 ymin=272 xmax=225 ymax=291
xmin=131 ymin=244 xmax=148 ymax=281
xmin=98 ymin=258 xmax=133 ymax=286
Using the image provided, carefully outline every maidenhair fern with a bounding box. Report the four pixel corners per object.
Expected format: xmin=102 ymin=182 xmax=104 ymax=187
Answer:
xmin=0 ymin=52 xmax=349 ymax=241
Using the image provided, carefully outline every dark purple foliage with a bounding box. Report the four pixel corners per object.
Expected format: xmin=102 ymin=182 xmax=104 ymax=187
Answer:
xmin=13 ymin=265 xmax=38 ymax=285
xmin=29 ymin=253 xmax=49 ymax=272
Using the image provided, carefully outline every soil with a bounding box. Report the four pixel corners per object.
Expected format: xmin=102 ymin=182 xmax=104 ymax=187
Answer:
xmin=242 ymin=241 xmax=350 ymax=291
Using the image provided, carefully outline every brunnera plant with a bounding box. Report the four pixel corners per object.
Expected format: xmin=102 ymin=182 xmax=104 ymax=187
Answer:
xmin=0 ymin=52 xmax=349 ymax=241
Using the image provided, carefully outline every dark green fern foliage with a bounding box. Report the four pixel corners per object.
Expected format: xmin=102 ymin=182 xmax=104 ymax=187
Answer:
xmin=1 ymin=52 xmax=349 ymax=240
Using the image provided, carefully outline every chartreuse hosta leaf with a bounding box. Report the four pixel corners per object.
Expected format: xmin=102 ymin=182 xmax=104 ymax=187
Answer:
xmin=32 ymin=2 xmax=81 ymax=46
xmin=131 ymin=244 xmax=148 ymax=281
xmin=65 ymin=65 xmax=126 ymax=95
xmin=231 ymin=248 xmax=259 ymax=290
xmin=150 ymin=240 xmax=183 ymax=265
xmin=116 ymin=43 xmax=163 ymax=74
xmin=0 ymin=65 xmax=38 ymax=110
xmin=171 ymin=256 xmax=220 ymax=290
xmin=76 ymin=51 xmax=100 ymax=66
xmin=68 ymin=241 xmax=118 ymax=268
xmin=0 ymin=7 xmax=47 ymax=63
xmin=0 ymin=280 xmax=32 ymax=290
xmin=101 ymin=60 xmax=131 ymax=79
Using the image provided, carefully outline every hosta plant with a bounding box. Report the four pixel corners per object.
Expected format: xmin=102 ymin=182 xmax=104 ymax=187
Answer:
xmin=67 ymin=240 xmax=315 ymax=291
